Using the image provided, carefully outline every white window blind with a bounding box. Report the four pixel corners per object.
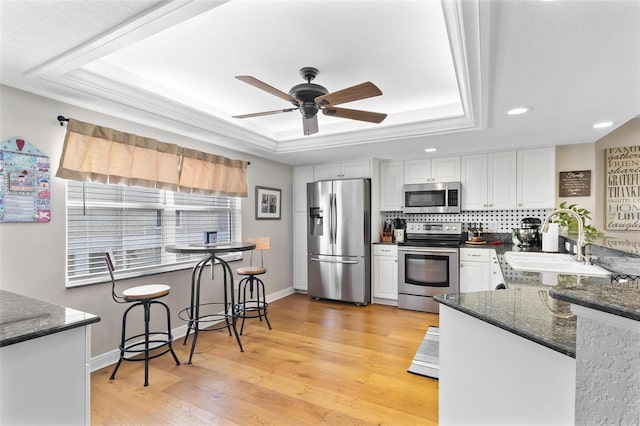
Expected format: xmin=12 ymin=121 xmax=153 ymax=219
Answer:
xmin=66 ymin=180 xmax=241 ymax=287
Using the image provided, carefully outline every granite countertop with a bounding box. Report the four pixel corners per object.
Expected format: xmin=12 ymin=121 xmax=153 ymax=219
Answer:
xmin=549 ymin=280 xmax=640 ymax=321
xmin=0 ymin=290 xmax=100 ymax=347
xmin=436 ymin=283 xmax=579 ymax=357
xmin=438 ymin=238 xmax=640 ymax=358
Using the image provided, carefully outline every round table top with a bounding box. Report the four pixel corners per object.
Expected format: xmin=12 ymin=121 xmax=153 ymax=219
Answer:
xmin=165 ymin=242 xmax=256 ymax=254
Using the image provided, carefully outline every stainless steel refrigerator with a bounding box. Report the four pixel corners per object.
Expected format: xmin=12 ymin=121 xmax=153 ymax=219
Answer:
xmin=307 ymin=178 xmax=371 ymax=305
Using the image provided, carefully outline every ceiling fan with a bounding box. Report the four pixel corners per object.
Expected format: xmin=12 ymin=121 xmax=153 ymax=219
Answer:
xmin=233 ymin=67 xmax=387 ymax=136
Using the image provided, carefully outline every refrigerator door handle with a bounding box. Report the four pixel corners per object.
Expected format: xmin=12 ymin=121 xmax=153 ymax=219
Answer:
xmin=330 ymin=192 xmax=337 ymax=244
xmin=310 ymin=257 xmax=359 ymax=264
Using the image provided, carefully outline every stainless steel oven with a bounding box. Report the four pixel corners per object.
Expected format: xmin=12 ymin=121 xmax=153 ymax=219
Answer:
xmin=397 ymin=222 xmax=462 ymax=313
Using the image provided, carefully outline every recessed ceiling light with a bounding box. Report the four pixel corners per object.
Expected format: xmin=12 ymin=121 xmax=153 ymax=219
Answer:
xmin=507 ymin=107 xmax=531 ymax=115
xmin=424 ymin=148 xmax=437 ymax=153
xmin=593 ymin=121 xmax=614 ymax=129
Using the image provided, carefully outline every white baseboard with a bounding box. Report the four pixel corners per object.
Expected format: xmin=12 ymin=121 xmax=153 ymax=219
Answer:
xmin=89 ymin=286 xmax=296 ymax=372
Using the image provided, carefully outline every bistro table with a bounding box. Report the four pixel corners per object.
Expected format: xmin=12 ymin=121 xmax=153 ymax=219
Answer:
xmin=165 ymin=242 xmax=256 ymax=364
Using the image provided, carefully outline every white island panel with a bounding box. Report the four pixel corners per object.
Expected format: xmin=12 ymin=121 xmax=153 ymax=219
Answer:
xmin=439 ymin=305 xmax=576 ymax=425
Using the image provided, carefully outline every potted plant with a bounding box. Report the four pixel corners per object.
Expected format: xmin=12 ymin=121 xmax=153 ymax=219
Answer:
xmin=552 ymin=201 xmax=604 ymax=242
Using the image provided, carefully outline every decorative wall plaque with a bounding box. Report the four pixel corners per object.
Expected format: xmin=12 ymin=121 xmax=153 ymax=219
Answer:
xmin=559 ymin=170 xmax=591 ymax=197
xmin=605 ymin=145 xmax=640 ymax=231
xmin=0 ymin=138 xmax=51 ymax=222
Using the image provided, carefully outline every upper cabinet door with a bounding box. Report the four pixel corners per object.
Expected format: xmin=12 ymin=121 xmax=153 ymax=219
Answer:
xmin=313 ymin=159 xmax=371 ymax=180
xmin=380 ymin=161 xmax=404 ymax=211
xmin=461 ymin=154 xmax=488 ymax=210
xmin=294 ymin=165 xmax=314 ymax=212
xmin=461 ymin=151 xmax=516 ymax=211
xmin=404 ymin=158 xmax=432 ymax=184
xmin=404 ymin=156 xmax=460 ymax=184
xmin=313 ymin=162 xmax=343 ymax=180
xmin=517 ymin=147 xmax=556 ymax=208
xmin=488 ymin=151 xmax=517 ymax=210
xmin=341 ymin=159 xmax=371 ymax=179
xmin=431 ymin=156 xmax=461 ymax=182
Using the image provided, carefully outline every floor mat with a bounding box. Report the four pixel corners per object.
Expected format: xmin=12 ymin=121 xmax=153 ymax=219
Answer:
xmin=407 ymin=326 xmax=439 ymax=379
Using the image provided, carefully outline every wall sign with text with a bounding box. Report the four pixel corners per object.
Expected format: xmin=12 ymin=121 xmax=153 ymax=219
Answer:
xmin=559 ymin=170 xmax=591 ymax=197
xmin=606 ymin=145 xmax=639 ymax=231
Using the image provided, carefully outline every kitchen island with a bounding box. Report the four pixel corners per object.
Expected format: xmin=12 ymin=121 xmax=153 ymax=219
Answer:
xmin=0 ymin=290 xmax=100 ymax=425
xmin=435 ymin=252 xmax=639 ymax=425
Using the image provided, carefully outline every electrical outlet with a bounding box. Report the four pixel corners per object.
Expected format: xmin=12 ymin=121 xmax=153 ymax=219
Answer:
xmin=486 ymin=222 xmax=498 ymax=232
xmin=573 ymin=245 xmax=578 ymax=254
xmin=565 ymin=241 xmax=571 ymax=252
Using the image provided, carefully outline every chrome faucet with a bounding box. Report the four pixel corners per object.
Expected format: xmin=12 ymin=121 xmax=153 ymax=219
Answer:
xmin=541 ymin=208 xmax=586 ymax=263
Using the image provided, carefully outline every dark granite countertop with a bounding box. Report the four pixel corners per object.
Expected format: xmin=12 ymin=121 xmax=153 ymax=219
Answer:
xmin=0 ymin=290 xmax=100 ymax=347
xmin=438 ymin=239 xmax=640 ymax=358
xmin=549 ymin=281 xmax=640 ymax=321
xmin=436 ymin=284 xmax=579 ymax=357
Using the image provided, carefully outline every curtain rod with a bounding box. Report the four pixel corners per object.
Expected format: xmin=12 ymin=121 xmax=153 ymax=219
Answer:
xmin=56 ymin=115 xmax=250 ymax=165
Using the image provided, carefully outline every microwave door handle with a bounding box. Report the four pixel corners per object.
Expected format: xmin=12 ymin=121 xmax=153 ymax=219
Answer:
xmin=444 ymin=186 xmax=449 ymax=209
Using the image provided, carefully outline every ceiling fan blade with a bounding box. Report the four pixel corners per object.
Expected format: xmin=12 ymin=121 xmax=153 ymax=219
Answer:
xmin=322 ymin=107 xmax=387 ymax=124
xmin=233 ymin=107 xmax=297 ymax=119
xmin=315 ymin=81 xmax=382 ymax=106
xmin=303 ymin=116 xmax=319 ymax=136
xmin=236 ymin=75 xmax=299 ymax=103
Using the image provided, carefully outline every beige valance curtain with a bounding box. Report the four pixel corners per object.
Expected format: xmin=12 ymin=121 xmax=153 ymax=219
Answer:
xmin=180 ymin=148 xmax=248 ymax=197
xmin=56 ymin=118 xmax=248 ymax=197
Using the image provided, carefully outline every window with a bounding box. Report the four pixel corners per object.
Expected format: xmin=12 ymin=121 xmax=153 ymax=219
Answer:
xmin=65 ymin=181 xmax=241 ymax=287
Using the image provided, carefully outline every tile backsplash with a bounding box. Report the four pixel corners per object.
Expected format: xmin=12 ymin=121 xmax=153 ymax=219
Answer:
xmin=382 ymin=209 xmax=552 ymax=232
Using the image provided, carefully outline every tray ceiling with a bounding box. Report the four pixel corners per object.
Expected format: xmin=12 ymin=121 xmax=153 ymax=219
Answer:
xmin=1 ymin=0 xmax=638 ymax=165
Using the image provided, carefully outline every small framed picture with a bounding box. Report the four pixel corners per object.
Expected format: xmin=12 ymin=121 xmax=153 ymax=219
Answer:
xmin=255 ymin=186 xmax=281 ymax=220
xmin=204 ymin=231 xmax=218 ymax=244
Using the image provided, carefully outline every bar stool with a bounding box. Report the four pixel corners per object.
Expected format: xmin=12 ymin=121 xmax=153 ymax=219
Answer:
xmin=105 ymin=251 xmax=180 ymax=386
xmin=235 ymin=237 xmax=272 ymax=335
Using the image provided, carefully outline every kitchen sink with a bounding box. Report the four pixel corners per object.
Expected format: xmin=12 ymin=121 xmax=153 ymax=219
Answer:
xmin=504 ymin=251 xmax=611 ymax=277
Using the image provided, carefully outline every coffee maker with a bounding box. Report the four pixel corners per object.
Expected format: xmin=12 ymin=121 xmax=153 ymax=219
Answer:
xmin=515 ymin=217 xmax=541 ymax=247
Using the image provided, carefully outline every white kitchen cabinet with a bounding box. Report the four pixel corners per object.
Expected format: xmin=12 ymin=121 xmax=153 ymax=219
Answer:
xmin=0 ymin=326 xmax=92 ymax=425
xmin=293 ymin=166 xmax=314 ymax=291
xmin=404 ymin=156 xmax=460 ymax=184
xmin=459 ymin=248 xmax=491 ymax=293
xmin=293 ymin=211 xmax=308 ymax=291
xmin=461 ymin=151 xmax=516 ymax=211
xmin=294 ymin=165 xmax=314 ymax=212
xmin=517 ymin=147 xmax=556 ymax=208
xmin=313 ymin=159 xmax=371 ymax=180
xmin=373 ymin=244 xmax=398 ymax=302
xmin=379 ymin=160 xmax=404 ymax=211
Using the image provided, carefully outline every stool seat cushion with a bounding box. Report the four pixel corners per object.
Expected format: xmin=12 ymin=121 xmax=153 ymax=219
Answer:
xmin=236 ymin=266 xmax=267 ymax=276
xmin=122 ymin=284 xmax=170 ymax=301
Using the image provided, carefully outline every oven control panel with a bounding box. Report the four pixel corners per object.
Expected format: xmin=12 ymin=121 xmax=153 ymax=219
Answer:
xmin=405 ymin=222 xmax=462 ymax=234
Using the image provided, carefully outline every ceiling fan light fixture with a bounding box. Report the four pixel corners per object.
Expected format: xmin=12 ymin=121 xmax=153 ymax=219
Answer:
xmin=234 ymin=67 xmax=386 ymax=135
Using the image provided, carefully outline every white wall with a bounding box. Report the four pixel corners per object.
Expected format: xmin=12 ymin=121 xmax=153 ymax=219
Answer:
xmin=0 ymin=85 xmax=294 ymax=357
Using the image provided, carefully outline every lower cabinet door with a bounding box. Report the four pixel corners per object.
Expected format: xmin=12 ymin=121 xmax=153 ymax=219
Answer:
xmin=373 ymin=254 xmax=398 ymax=300
xmin=459 ymin=261 xmax=491 ymax=293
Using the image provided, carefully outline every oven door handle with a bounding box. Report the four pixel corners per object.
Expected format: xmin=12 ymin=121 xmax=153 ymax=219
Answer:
xmin=398 ymin=247 xmax=458 ymax=254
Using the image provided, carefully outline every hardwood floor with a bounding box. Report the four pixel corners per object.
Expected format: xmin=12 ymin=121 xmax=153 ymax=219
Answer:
xmin=91 ymin=293 xmax=439 ymax=425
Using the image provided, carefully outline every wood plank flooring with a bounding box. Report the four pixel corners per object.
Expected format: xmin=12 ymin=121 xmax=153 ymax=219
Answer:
xmin=91 ymin=293 xmax=439 ymax=425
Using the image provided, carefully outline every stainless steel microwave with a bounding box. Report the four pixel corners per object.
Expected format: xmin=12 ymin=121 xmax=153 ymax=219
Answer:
xmin=402 ymin=182 xmax=461 ymax=214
